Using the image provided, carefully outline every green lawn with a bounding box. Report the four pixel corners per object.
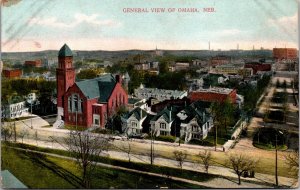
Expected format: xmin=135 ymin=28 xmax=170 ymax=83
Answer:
xmin=1 ymin=145 xmax=207 ymax=189
xmin=63 ymin=124 xmax=87 ymax=131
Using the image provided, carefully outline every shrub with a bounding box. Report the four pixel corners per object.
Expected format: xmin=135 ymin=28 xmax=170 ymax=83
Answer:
xmin=154 ymin=135 xmax=176 ymax=143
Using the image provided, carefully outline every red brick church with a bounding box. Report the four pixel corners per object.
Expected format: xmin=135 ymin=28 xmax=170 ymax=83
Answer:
xmin=55 ymin=44 xmax=128 ymax=128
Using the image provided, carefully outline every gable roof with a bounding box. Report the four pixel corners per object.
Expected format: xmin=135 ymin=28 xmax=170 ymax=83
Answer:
xmin=75 ymin=74 xmax=116 ymax=102
xmin=180 ymin=105 xmax=209 ymax=125
xmin=151 ymin=105 xmax=181 ymax=123
xmin=58 ymin=44 xmax=73 ymax=57
xmin=124 ymin=107 xmax=147 ymax=120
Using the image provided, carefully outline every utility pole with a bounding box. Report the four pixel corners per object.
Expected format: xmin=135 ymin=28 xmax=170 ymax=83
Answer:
xmin=30 ymin=101 xmax=33 ymax=129
xmin=215 ymin=125 xmax=218 ymax=151
xmin=275 ymin=130 xmax=283 ymax=187
xmin=275 ymin=133 xmax=278 ymax=187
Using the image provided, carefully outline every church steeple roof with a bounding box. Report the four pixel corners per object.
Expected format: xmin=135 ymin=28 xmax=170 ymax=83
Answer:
xmin=58 ymin=44 xmax=73 ymax=57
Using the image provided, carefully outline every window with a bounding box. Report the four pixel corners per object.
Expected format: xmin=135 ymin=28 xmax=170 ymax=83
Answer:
xmin=78 ymin=98 xmax=83 ymax=113
xmin=74 ymin=94 xmax=78 ymax=111
xmin=68 ymin=96 xmax=72 ymax=111
xmin=131 ymin=121 xmax=138 ymax=128
xmin=81 ymin=99 xmax=84 ymax=112
xmin=94 ymin=119 xmax=99 ymax=125
xmin=192 ymin=134 xmax=200 ymax=139
xmin=160 ymin=123 xmax=166 ymax=129
xmin=161 ymin=131 xmax=167 ymax=136
xmin=192 ymin=125 xmax=198 ymax=132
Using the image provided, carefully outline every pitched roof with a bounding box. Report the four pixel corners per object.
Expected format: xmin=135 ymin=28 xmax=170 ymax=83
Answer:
xmin=58 ymin=44 xmax=73 ymax=57
xmin=151 ymin=105 xmax=181 ymax=123
xmin=124 ymin=107 xmax=147 ymax=120
xmin=180 ymin=104 xmax=209 ymax=125
xmin=75 ymin=74 xmax=116 ymax=102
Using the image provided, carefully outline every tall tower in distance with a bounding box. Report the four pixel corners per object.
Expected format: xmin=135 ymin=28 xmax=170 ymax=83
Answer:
xmin=56 ymin=44 xmax=75 ymax=119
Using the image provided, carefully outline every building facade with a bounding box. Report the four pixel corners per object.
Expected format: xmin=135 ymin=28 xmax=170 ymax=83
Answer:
xmin=55 ymin=44 xmax=128 ymax=128
xmin=24 ymin=59 xmax=42 ymax=67
xmin=122 ymin=107 xmax=147 ymax=136
xmin=188 ymin=87 xmax=237 ymax=104
xmin=273 ymin=48 xmax=298 ymax=61
xmin=3 ymin=69 xmax=22 ymax=78
xmin=134 ymin=85 xmax=187 ymax=102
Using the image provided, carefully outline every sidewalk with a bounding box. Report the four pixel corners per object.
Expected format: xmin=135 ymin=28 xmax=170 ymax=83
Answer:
xmin=16 ymin=138 xmax=297 ymax=188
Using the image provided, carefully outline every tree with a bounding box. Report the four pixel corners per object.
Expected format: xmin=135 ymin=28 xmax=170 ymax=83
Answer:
xmin=198 ymin=150 xmax=212 ymax=173
xmin=173 ymin=150 xmax=187 ymax=169
xmin=284 ymin=150 xmax=299 ymax=177
xmin=34 ymin=130 xmax=39 ymax=146
xmin=228 ymin=154 xmax=258 ymax=185
xmin=2 ymin=125 xmax=12 ymax=141
xmin=210 ymin=101 xmax=222 ymax=151
xmin=64 ymin=131 xmax=110 ymax=188
xmin=220 ymin=99 xmax=234 ymax=135
xmin=121 ymin=139 xmax=132 ymax=163
xmin=18 ymin=128 xmax=28 ymax=144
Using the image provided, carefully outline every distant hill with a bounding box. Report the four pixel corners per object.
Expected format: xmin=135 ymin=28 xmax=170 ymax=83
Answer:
xmin=2 ymin=49 xmax=273 ymax=63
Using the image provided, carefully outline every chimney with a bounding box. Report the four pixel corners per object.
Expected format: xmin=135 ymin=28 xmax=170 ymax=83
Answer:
xmin=116 ymin=74 xmax=122 ymax=84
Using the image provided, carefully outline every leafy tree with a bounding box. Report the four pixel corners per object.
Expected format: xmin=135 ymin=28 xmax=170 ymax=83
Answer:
xmin=220 ymin=99 xmax=234 ymax=135
xmin=77 ymin=69 xmax=99 ymax=79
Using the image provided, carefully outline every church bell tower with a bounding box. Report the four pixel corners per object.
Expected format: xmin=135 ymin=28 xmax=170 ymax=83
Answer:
xmin=56 ymin=44 xmax=75 ymax=118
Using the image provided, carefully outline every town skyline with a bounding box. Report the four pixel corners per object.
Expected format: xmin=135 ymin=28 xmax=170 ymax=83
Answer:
xmin=2 ymin=0 xmax=298 ymax=52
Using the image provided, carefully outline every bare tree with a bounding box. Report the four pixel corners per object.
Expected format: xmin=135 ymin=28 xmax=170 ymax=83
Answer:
xmin=18 ymin=128 xmax=28 ymax=144
xmin=2 ymin=125 xmax=12 ymax=141
xmin=121 ymin=138 xmax=132 ymax=163
xmin=284 ymin=150 xmax=299 ymax=177
xmin=34 ymin=130 xmax=39 ymax=146
xmin=64 ymin=131 xmax=110 ymax=188
xmin=228 ymin=154 xmax=258 ymax=185
xmin=198 ymin=150 xmax=212 ymax=173
xmin=173 ymin=150 xmax=187 ymax=169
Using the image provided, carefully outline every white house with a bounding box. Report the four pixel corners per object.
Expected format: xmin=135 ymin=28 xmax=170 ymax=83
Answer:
xmin=2 ymin=101 xmax=29 ymax=119
xmin=177 ymin=106 xmax=213 ymax=142
xmin=150 ymin=106 xmax=178 ymax=136
xmin=134 ymin=85 xmax=187 ymax=102
xmin=122 ymin=107 xmax=148 ymax=136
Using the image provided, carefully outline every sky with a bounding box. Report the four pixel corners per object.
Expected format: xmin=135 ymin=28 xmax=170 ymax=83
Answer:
xmin=2 ymin=0 xmax=299 ymax=52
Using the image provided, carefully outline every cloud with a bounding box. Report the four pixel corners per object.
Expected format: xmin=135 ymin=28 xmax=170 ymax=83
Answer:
xmin=28 ymin=13 xmax=121 ymax=28
xmin=268 ymin=13 xmax=297 ymax=33
xmin=220 ymin=29 xmax=241 ymax=35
